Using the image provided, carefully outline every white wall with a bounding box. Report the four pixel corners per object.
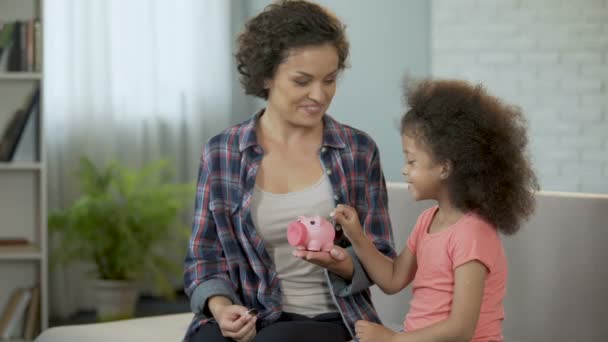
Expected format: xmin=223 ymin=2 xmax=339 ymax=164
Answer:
xmin=229 ymin=1 xmax=255 ymax=125
xmin=431 ymin=0 xmax=608 ymax=193
xmin=244 ymin=0 xmax=431 ymax=182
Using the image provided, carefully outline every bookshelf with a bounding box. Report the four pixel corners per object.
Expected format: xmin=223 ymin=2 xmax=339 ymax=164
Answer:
xmin=0 ymin=73 xmax=42 ymax=81
xmin=0 ymin=0 xmax=46 ymax=340
xmin=0 ymin=162 xmax=42 ymax=171
xmin=0 ymin=245 xmax=42 ymax=260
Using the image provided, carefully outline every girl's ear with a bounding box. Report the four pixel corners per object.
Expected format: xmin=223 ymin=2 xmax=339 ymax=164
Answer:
xmin=440 ymin=160 xmax=453 ymax=180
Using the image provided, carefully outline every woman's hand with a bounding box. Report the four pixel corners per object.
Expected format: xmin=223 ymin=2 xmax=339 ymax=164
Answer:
xmin=215 ymin=305 xmax=257 ymax=342
xmin=292 ymin=245 xmax=354 ymax=280
xmin=209 ymin=297 xmax=257 ymax=342
xmin=355 ymin=320 xmax=397 ymax=342
xmin=332 ymin=204 xmax=366 ymax=244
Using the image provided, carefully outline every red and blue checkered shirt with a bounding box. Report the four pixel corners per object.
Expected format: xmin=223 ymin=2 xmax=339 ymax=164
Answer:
xmin=183 ymin=112 xmax=396 ymax=340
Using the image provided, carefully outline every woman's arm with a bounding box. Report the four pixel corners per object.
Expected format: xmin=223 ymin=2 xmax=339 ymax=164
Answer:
xmin=184 ymin=147 xmax=241 ymax=318
xmin=208 ymin=296 xmax=233 ymax=317
xmin=391 ymin=260 xmax=487 ymax=342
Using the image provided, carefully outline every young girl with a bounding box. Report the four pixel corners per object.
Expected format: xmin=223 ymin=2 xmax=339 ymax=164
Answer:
xmin=333 ymin=79 xmax=538 ymax=342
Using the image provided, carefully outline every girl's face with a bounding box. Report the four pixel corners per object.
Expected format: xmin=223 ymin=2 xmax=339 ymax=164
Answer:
xmin=264 ymin=43 xmax=339 ymax=128
xmin=401 ymin=133 xmax=446 ymax=201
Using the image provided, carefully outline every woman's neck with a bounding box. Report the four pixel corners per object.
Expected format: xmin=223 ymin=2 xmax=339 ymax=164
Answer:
xmin=259 ymin=108 xmax=323 ymax=146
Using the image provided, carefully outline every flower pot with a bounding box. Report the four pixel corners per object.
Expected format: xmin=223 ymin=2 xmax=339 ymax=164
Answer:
xmin=92 ymin=279 xmax=139 ymax=321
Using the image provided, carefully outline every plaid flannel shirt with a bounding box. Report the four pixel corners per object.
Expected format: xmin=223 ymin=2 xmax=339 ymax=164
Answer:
xmin=183 ymin=112 xmax=396 ymax=341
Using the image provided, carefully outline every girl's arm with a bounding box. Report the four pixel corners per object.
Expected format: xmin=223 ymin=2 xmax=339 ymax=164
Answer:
xmin=392 ymin=260 xmax=487 ymax=342
xmin=350 ymin=232 xmax=417 ymax=294
xmin=333 ymin=205 xmax=417 ymax=294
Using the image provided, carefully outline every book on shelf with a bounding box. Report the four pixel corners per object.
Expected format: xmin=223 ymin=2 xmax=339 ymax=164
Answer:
xmin=0 ymin=238 xmax=29 ymax=247
xmin=0 ymin=85 xmax=40 ymax=162
xmin=0 ymin=22 xmax=14 ymax=64
xmin=0 ymin=22 xmax=14 ymax=71
xmin=6 ymin=21 xmax=22 ymax=72
xmin=11 ymin=96 xmax=39 ymax=162
xmin=33 ymin=20 xmax=42 ymax=73
xmin=0 ymin=40 xmax=12 ymax=72
xmin=23 ymin=286 xmax=40 ymax=340
xmin=0 ymin=287 xmax=32 ymax=339
xmin=0 ymin=289 xmax=21 ymax=335
xmin=0 ymin=19 xmax=42 ymax=72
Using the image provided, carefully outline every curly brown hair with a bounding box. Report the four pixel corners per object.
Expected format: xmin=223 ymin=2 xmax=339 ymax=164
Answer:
xmin=401 ymin=79 xmax=539 ymax=235
xmin=235 ymin=0 xmax=349 ymax=99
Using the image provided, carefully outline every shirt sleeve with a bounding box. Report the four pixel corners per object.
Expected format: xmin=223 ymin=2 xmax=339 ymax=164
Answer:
xmin=449 ymin=217 xmax=500 ymax=271
xmin=328 ymin=246 xmax=374 ymax=296
xmin=183 ymin=146 xmax=241 ymax=318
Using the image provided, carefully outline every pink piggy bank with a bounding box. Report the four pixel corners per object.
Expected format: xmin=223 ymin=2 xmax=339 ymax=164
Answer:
xmin=287 ymin=215 xmax=335 ymax=252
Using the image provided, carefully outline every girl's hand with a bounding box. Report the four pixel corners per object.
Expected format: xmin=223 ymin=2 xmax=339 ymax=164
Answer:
xmin=355 ymin=320 xmax=397 ymax=342
xmin=212 ymin=304 xmax=257 ymax=342
xmin=332 ymin=204 xmax=365 ymax=243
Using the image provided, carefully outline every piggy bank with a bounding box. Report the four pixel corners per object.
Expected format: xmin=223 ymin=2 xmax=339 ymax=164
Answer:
xmin=287 ymin=215 xmax=335 ymax=252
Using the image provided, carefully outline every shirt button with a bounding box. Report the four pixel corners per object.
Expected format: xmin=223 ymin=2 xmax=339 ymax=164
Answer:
xmin=321 ymin=147 xmax=327 ymax=153
xmin=326 ymin=169 xmax=332 ymax=176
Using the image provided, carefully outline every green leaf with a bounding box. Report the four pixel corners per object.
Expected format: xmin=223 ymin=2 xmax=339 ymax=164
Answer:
xmin=48 ymin=156 xmax=195 ymax=297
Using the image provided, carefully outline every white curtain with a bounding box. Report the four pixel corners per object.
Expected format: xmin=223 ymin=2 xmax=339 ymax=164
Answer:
xmin=44 ymin=0 xmax=240 ymax=318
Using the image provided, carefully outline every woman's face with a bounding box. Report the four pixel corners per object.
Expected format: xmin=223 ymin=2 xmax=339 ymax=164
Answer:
xmin=264 ymin=43 xmax=339 ymax=128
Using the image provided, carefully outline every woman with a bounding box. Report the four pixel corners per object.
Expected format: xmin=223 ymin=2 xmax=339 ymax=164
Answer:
xmin=184 ymin=1 xmax=395 ymax=341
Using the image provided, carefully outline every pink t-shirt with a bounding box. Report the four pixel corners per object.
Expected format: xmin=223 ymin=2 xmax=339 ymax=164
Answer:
xmin=405 ymin=206 xmax=507 ymax=342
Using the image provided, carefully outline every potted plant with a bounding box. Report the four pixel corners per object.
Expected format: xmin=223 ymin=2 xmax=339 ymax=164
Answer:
xmin=48 ymin=157 xmax=193 ymax=321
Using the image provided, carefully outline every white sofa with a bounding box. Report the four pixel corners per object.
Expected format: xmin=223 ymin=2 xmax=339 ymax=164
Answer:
xmin=37 ymin=182 xmax=608 ymax=341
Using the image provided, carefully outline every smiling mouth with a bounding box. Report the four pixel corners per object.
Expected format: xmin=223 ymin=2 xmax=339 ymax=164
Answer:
xmin=300 ymin=105 xmax=323 ymax=114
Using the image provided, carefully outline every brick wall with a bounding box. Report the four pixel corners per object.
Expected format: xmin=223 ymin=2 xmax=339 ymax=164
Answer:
xmin=431 ymin=0 xmax=608 ymax=193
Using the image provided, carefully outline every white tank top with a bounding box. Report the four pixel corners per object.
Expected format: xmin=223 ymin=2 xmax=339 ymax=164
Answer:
xmin=251 ymin=175 xmax=338 ymax=317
